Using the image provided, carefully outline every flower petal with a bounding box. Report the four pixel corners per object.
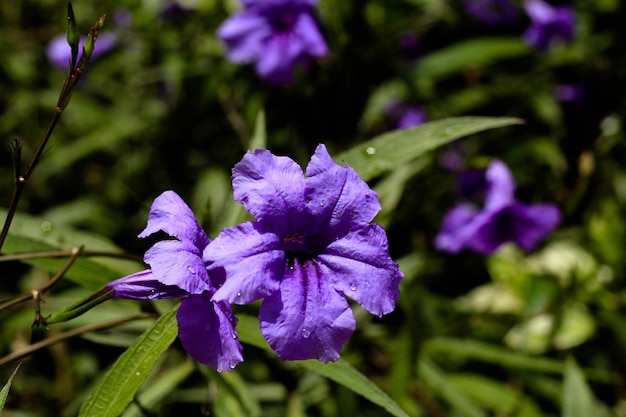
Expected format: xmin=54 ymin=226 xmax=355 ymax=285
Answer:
xmin=259 ymin=260 xmax=355 ymax=362
xmin=232 ymin=149 xmax=306 ymax=235
xmin=510 ymin=203 xmax=560 ymax=251
xmin=318 ymin=224 xmax=402 ymax=316
xmin=139 ymin=191 xmax=211 ymax=251
xmin=305 ymin=144 xmax=381 ymax=238
xmin=434 ymin=204 xmax=482 ymax=253
xmin=291 ymin=11 xmax=329 ymax=58
xmin=177 ymin=293 xmax=243 ymax=372
xmin=217 ymin=12 xmax=271 ymax=63
xmin=206 ymin=222 xmax=284 ymax=304
xmin=483 ymin=160 xmax=516 ymax=210
xmin=107 ymin=270 xmax=189 ymax=300
xmin=144 ymin=240 xmax=213 ymax=294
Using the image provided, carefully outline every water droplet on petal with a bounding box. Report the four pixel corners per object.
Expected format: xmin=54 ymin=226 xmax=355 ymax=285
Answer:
xmin=319 ymin=200 xmax=325 ymax=207
xmin=229 ymin=361 xmax=238 ymax=369
xmin=366 ymin=146 xmax=376 ymax=155
xmin=236 ymin=292 xmax=242 ymax=297
xmin=364 ymin=281 xmax=371 ymax=288
xmin=349 ymin=282 xmax=357 ymax=291
xmin=187 ymin=266 xmax=196 ymax=274
xmin=301 ymin=328 xmax=311 ymax=338
xmin=232 ymin=333 xmax=238 ymax=339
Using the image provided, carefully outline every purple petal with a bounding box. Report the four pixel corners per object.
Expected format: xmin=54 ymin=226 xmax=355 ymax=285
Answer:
xmin=46 ymin=33 xmax=117 ymax=70
xmin=177 ymin=293 xmax=243 ymax=372
xmin=206 ymin=222 xmax=284 ymax=304
xmin=291 ymin=11 xmax=329 ymax=58
xmin=305 ymin=144 xmax=381 ymax=238
xmin=523 ymin=0 xmax=576 ymax=51
xmin=509 ymin=203 xmax=561 ymax=251
xmin=255 ymin=31 xmax=301 ymax=84
xmin=217 ymin=12 xmax=272 ymax=63
xmin=139 ymin=191 xmax=211 ymax=250
xmin=107 ymin=270 xmax=189 ymax=300
xmin=318 ymin=224 xmax=402 ymax=316
xmin=524 ymin=0 xmax=554 ymax=23
xmin=259 ymin=260 xmax=355 ymax=362
xmin=144 ymin=240 xmax=213 ymax=294
xmin=484 ymin=160 xmax=516 ymax=210
xmin=434 ymin=204 xmax=482 ymax=253
xmin=468 ymin=202 xmax=560 ymax=254
xmin=232 ymin=149 xmax=306 ymax=235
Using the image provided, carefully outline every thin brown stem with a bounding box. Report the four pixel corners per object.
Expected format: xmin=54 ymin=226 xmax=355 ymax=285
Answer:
xmin=0 ymin=314 xmax=155 ymax=367
xmin=0 ymin=249 xmax=143 ymax=263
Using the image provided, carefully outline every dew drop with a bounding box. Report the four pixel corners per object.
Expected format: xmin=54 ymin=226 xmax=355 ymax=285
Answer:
xmin=229 ymin=361 xmax=238 ymax=369
xmin=236 ymin=292 xmax=242 ymax=297
xmin=135 ymin=372 xmax=141 ymax=376
xmin=365 ymin=146 xmax=376 ymax=155
xmin=40 ymin=221 xmax=52 ymax=232
xmin=364 ymin=281 xmax=371 ymax=288
xmin=319 ymin=200 xmax=325 ymax=207
xmin=187 ymin=266 xmax=196 ymax=274
xmin=232 ymin=333 xmax=238 ymax=339
xmin=301 ymin=328 xmax=311 ymax=338
xmin=349 ymin=282 xmax=357 ymax=291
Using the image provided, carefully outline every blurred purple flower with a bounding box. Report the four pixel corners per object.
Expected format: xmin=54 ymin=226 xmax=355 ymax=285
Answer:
xmin=435 ymin=160 xmax=560 ymax=255
xmin=217 ymin=0 xmax=329 ymax=84
xmin=555 ymin=83 xmax=584 ymax=102
xmin=386 ymin=102 xmax=426 ymax=130
xmin=205 ymin=145 xmax=403 ymax=362
xmin=465 ymin=0 xmax=519 ymax=25
xmin=523 ymin=0 xmax=576 ymax=51
xmin=107 ymin=191 xmax=243 ymax=372
xmin=46 ymin=33 xmax=117 ymax=70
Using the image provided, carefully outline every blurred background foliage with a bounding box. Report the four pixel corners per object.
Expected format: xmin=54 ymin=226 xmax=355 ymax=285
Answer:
xmin=1 ymin=0 xmax=626 ymax=416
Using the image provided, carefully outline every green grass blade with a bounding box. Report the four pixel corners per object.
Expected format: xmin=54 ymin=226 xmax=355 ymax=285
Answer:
xmin=563 ymin=359 xmax=599 ymax=417
xmin=79 ymin=309 xmax=178 ymax=417
xmin=0 ymin=363 xmax=21 ymax=413
xmin=336 ymin=116 xmax=523 ymax=181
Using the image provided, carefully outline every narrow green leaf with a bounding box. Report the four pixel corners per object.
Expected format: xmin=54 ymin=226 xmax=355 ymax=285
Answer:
xmin=413 ymin=37 xmax=529 ymax=80
xmin=562 ymin=358 xmax=598 ymax=417
xmin=0 ymin=363 xmax=21 ymax=412
xmin=418 ymin=358 xmax=486 ymax=417
xmin=249 ymin=108 xmax=267 ymax=151
xmin=336 ymin=117 xmax=523 ymax=181
xmin=79 ymin=309 xmax=178 ymax=417
xmin=236 ymin=315 xmax=409 ymax=417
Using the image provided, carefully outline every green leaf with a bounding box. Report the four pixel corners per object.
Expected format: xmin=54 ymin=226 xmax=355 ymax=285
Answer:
xmin=79 ymin=309 xmax=178 ymax=417
xmin=336 ymin=117 xmax=523 ymax=181
xmin=0 ymin=209 xmax=140 ymax=289
xmin=236 ymin=314 xmax=409 ymax=417
xmin=0 ymin=363 xmax=21 ymax=413
xmin=413 ymin=37 xmax=530 ymax=81
xmin=418 ymin=358 xmax=486 ymax=417
xmin=562 ymin=359 xmax=598 ymax=417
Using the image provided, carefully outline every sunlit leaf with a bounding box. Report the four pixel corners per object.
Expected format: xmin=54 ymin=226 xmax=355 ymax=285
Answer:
xmin=337 ymin=117 xmax=523 ymax=181
xmin=79 ymin=309 xmax=178 ymax=417
xmin=0 ymin=363 xmax=21 ymax=412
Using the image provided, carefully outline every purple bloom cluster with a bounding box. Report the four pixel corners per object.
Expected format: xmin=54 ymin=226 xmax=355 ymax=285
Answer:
xmin=523 ymin=0 xmax=576 ymax=51
xmin=464 ymin=0 xmax=519 ymax=25
xmin=217 ymin=0 xmax=329 ymax=84
xmin=46 ymin=33 xmax=117 ymax=70
xmin=108 ymin=145 xmax=402 ymax=369
xmin=435 ymin=160 xmax=560 ymax=255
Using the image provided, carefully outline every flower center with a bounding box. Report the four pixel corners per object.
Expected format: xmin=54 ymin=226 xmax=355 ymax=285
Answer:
xmin=270 ymin=9 xmax=298 ymax=31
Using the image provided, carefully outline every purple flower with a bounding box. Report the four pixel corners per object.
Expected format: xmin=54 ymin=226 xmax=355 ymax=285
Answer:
xmin=523 ymin=0 xmax=576 ymax=52
xmin=217 ymin=0 xmax=329 ymax=84
xmin=555 ymin=83 xmax=584 ymax=102
xmin=465 ymin=0 xmax=519 ymax=25
xmin=107 ymin=191 xmax=243 ymax=372
xmin=435 ymin=160 xmax=560 ymax=255
xmin=204 ymin=145 xmax=403 ymax=362
xmin=386 ymin=102 xmax=426 ymax=130
xmin=47 ymin=33 xmax=117 ymax=70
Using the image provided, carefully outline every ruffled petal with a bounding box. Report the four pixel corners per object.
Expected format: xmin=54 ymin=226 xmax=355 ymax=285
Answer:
xmin=434 ymin=204 xmax=482 ymax=253
xmin=107 ymin=270 xmax=189 ymax=300
xmin=139 ymin=191 xmax=211 ymax=251
xmin=255 ymin=31 xmax=302 ymax=84
xmin=318 ymin=224 xmax=402 ymax=316
xmin=177 ymin=293 xmax=243 ymax=372
xmin=232 ymin=149 xmax=306 ymax=235
xmin=144 ymin=240 xmax=213 ymax=294
xmin=217 ymin=12 xmax=271 ymax=63
xmin=305 ymin=144 xmax=381 ymax=238
xmin=206 ymin=222 xmax=284 ymax=304
xmin=259 ymin=260 xmax=355 ymax=362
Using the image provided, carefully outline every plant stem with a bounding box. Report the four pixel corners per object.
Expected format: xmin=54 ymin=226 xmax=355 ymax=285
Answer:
xmin=0 ymin=249 xmax=143 ymax=263
xmin=0 ymin=314 xmax=155 ymax=367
